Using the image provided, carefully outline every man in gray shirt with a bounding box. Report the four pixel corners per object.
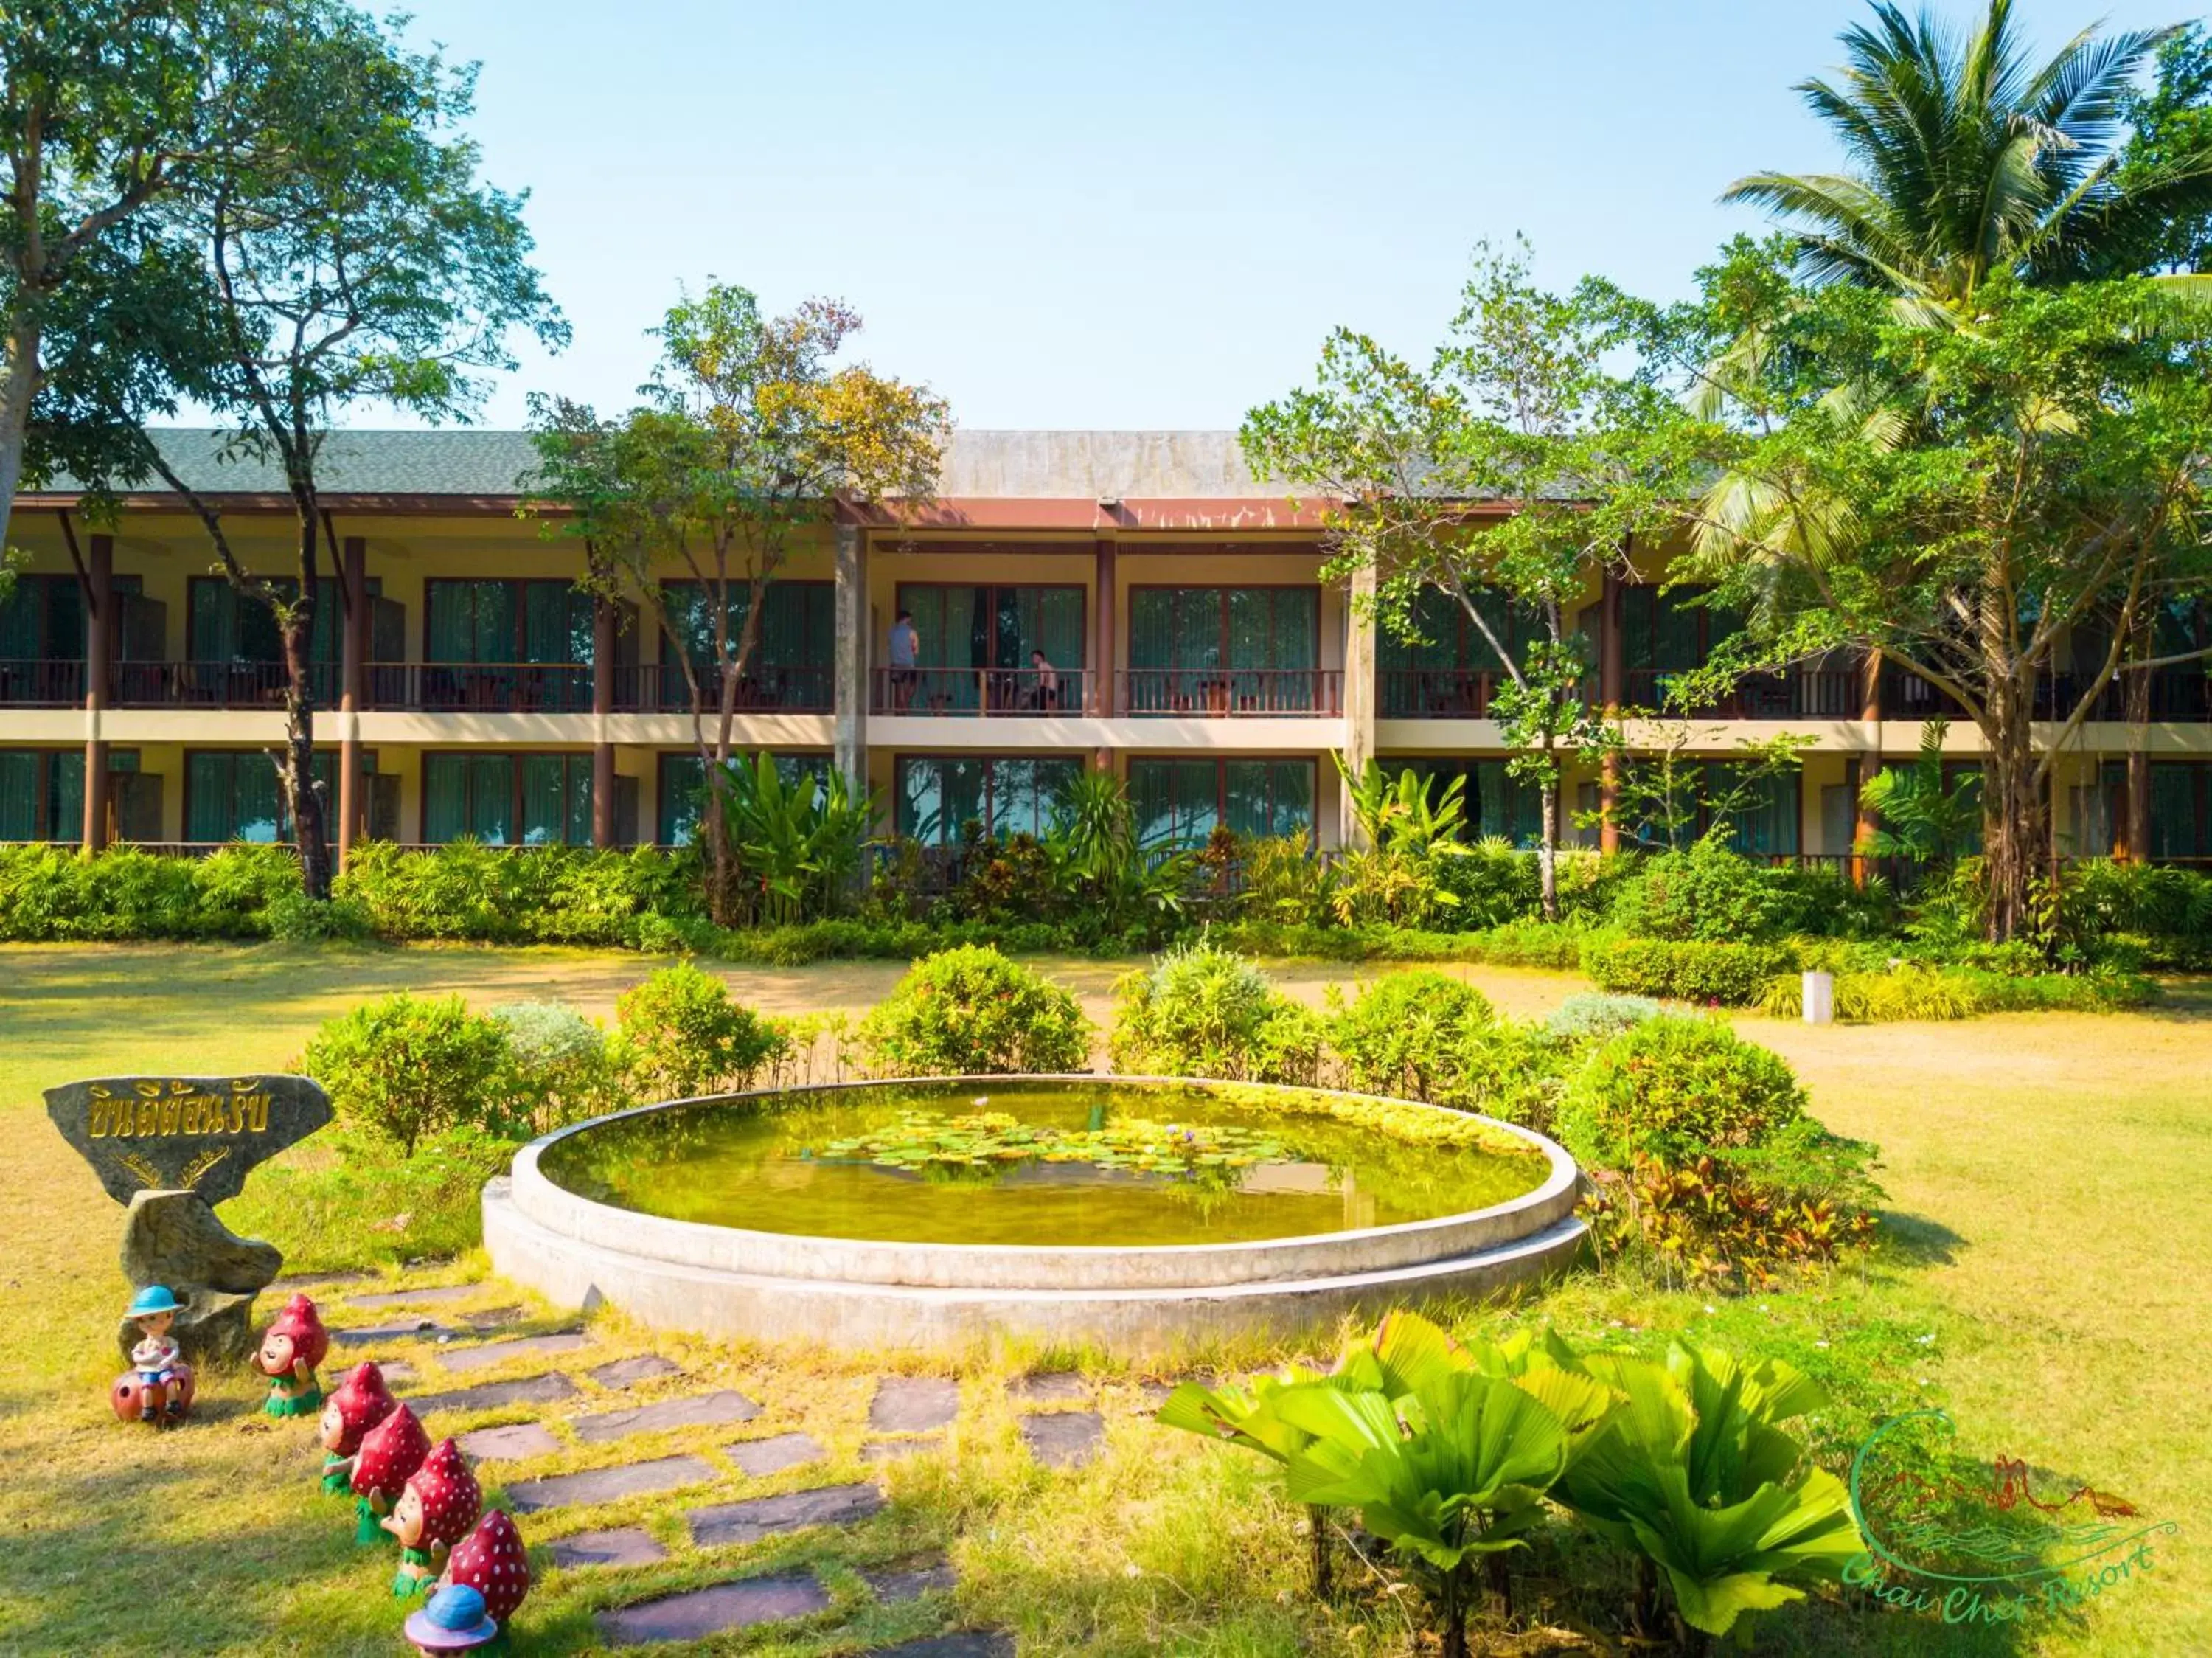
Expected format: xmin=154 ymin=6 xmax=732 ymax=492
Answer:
xmin=888 ymin=608 xmax=919 ymax=710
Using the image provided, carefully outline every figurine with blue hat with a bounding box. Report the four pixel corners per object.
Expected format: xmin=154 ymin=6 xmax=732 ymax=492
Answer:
xmin=403 ymin=1584 xmax=499 ymax=1654
xmin=111 ymin=1285 xmax=195 ymax=1426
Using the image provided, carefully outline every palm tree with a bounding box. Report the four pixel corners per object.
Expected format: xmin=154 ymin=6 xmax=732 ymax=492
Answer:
xmin=1724 ymin=0 xmax=2212 ymax=308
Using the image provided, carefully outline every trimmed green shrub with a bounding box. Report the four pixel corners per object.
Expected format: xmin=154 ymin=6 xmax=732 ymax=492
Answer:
xmin=490 ymin=1001 xmax=628 ymax=1134
xmin=1556 ymin=1015 xmax=1807 ymax=1168
xmin=302 ymin=993 xmax=512 ymax=1156
xmin=1583 ymin=936 xmax=1792 ymax=1005
xmin=1545 ymin=992 xmax=1663 ymax=1044
xmin=1109 ymin=939 xmax=1325 ymax=1083
xmin=1329 ymin=971 xmax=1493 ymax=1102
xmin=615 ymin=962 xmax=786 ymax=1099
xmin=1758 ymin=963 xmax=2159 ymax=1022
xmin=1607 ymin=842 xmax=1792 ymax=943
xmin=262 ymin=889 xmax=375 ymax=943
xmin=855 ymin=946 xmax=1092 ymax=1075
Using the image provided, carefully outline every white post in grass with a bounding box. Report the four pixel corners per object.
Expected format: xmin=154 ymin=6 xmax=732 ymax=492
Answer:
xmin=1801 ymin=969 xmax=1835 ymax=1025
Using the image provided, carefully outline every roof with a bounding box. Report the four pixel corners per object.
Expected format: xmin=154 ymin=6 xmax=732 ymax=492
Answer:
xmin=30 ymin=426 xmax=1284 ymax=504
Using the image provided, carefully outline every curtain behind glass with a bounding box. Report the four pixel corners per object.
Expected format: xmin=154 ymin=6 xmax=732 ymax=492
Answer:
xmin=1225 ymin=760 xmax=1314 ymax=842
xmin=1129 ymin=757 xmax=1217 ymax=847
xmin=2149 ymin=765 xmax=2205 ymax=859
xmin=0 ymin=751 xmax=36 ymax=839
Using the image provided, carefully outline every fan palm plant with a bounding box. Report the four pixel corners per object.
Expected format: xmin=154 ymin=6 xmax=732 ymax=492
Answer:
xmin=1723 ymin=0 xmax=2212 ymax=309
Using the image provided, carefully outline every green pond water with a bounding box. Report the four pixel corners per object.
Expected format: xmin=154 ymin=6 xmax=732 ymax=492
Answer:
xmin=540 ymin=1080 xmax=1550 ymax=1248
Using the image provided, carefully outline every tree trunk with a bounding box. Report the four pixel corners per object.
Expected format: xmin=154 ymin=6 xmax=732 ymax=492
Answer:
xmin=1306 ymin=1506 xmax=1333 ymax=1599
xmin=700 ymin=782 xmax=740 ymax=928
xmin=281 ymin=511 xmax=333 ymax=901
xmin=0 ymin=306 xmax=42 ymax=559
xmin=1978 ymin=683 xmax=2046 ymax=945
xmin=1537 ymin=776 xmax=1560 ymax=923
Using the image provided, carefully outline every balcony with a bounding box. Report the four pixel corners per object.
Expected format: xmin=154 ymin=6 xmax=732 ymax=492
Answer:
xmin=871 ymin=666 xmax=1086 ymax=715
xmin=1621 ymin=667 xmax=1865 ymax=720
xmin=1381 ymin=669 xmax=1503 ymax=718
xmin=1118 ymin=668 xmax=1340 ymax=718
xmin=0 ymin=659 xmax=87 ymax=705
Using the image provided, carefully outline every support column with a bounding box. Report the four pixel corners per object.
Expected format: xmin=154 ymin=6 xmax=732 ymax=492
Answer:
xmin=1853 ymin=649 xmax=1884 ymax=884
xmin=336 ymin=535 xmax=367 ymax=867
xmin=81 ymin=533 xmax=113 ymax=853
xmin=832 ymin=523 xmax=869 ymax=816
xmin=591 ymin=592 xmax=617 ymax=849
xmin=1091 ymin=536 xmax=1116 ymax=717
xmin=1339 ymin=559 xmax=1377 ymax=848
xmin=2125 ymin=751 xmax=2150 ymax=864
xmin=1598 ymin=569 xmax=1624 ymax=854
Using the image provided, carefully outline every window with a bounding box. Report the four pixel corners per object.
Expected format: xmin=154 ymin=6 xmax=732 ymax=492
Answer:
xmin=1377 ymin=589 xmax=1526 ymax=716
xmin=1127 ymin=586 xmax=1321 ymax=711
xmin=894 ymin=755 xmax=1082 ymax=846
xmin=1127 ymin=757 xmax=1316 ymax=848
xmin=185 ymin=750 xmax=371 ymax=843
xmin=422 ymin=753 xmax=593 ymax=846
xmin=0 ymin=749 xmax=85 ymax=841
xmin=187 ymin=576 xmax=352 ymax=665
xmin=2149 ymin=763 xmax=2212 ymax=860
xmin=657 ymin=752 xmax=832 ymax=846
xmin=1706 ymin=764 xmax=1801 ymax=858
xmin=658 ymin=580 xmax=835 ymax=710
xmin=894 ymin=583 xmax=1085 ymax=711
xmin=0 ymin=574 xmax=86 ymax=660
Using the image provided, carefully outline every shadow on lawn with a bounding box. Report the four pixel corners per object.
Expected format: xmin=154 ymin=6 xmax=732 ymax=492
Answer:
xmin=1877 ymin=1212 xmax=1970 ymax=1269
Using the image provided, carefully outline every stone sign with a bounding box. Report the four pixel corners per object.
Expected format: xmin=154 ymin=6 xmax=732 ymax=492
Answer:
xmin=44 ymin=1075 xmax=333 ymax=1207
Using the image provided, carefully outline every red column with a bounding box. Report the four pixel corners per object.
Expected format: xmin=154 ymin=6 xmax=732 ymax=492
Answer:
xmin=336 ymin=535 xmax=367 ymax=866
xmin=592 ymin=592 xmax=617 ymax=848
xmin=1597 ymin=569 xmax=1624 ymax=853
xmin=1092 ymin=536 xmax=1116 ymax=717
xmin=1853 ymin=650 xmax=1883 ymax=885
xmin=80 ymin=534 xmax=113 ymax=852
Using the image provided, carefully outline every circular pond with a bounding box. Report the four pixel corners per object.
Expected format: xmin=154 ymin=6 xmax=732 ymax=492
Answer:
xmin=485 ymin=1076 xmax=1586 ymax=1356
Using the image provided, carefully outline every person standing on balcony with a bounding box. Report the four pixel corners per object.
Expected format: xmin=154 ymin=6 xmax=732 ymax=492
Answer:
xmin=1028 ymin=648 xmax=1059 ymax=711
xmin=888 ymin=609 xmax=919 ymax=710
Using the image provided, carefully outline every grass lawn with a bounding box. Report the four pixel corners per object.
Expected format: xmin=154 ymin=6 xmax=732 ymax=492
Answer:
xmin=0 ymin=943 xmax=2206 ymax=1656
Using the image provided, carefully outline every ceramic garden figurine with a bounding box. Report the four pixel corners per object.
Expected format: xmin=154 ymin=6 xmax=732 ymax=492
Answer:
xmin=254 ymin=1294 xmax=330 ymax=1418
xmin=439 ymin=1509 xmax=531 ymax=1626
xmin=318 ymin=1361 xmax=397 ymax=1496
xmin=111 ymin=1285 xmax=195 ymax=1426
xmin=383 ymin=1438 xmax=483 ymax=1598
xmin=347 ymin=1401 xmax=431 ymax=1546
xmin=402 ymin=1584 xmax=499 ymax=1654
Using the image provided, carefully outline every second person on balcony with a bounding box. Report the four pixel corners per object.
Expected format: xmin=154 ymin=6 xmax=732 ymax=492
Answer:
xmin=888 ymin=608 xmax=920 ymax=710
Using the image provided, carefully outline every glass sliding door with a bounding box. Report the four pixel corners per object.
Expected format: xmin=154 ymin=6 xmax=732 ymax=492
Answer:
xmin=426 ymin=580 xmax=592 ymax=710
xmin=658 ymin=580 xmax=835 ymax=710
xmin=0 ymin=749 xmax=83 ymax=841
xmin=894 ymin=584 xmax=1084 ymax=712
xmin=893 ymin=755 xmax=1082 ymax=845
xmin=422 ymin=752 xmax=591 ymax=844
xmin=1127 ymin=586 xmax=1322 ymax=713
xmin=1128 ymin=757 xmax=1317 ymax=847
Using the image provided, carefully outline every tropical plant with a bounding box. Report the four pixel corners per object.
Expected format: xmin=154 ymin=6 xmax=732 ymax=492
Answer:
xmin=1330 ymin=759 xmax=1474 ymax=928
xmin=1157 ymin=1362 xmax=1349 ymax=1595
xmin=855 ymin=946 xmax=1092 ymax=1075
xmin=1041 ymin=770 xmax=1194 ymax=932
xmin=487 ymin=1001 xmax=627 ymax=1135
xmin=1236 ymin=833 xmax=1340 ymax=926
xmin=614 ymin=962 xmax=786 ymax=1100
xmin=1557 ymin=1016 xmax=1807 ymax=1169
xmin=1544 ymin=992 xmax=1664 ymax=1044
xmin=1858 ymin=718 xmax=1981 ymax=871
xmin=1550 ymin=1343 xmax=1865 ymax=1645
xmin=716 ymin=752 xmax=877 ymax=925
xmin=1607 ymin=840 xmax=1796 ymax=943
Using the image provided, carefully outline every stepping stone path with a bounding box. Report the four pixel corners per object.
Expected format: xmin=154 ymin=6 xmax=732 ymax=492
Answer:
xmin=879 ymin=1637 xmax=1014 ymax=1658
xmin=1020 ymin=1412 xmax=1105 ymax=1469
xmin=333 ymin=1318 xmax=456 ymax=1347
xmin=461 ymin=1305 xmax=522 ymax=1331
xmin=456 ymin=1421 xmax=561 ymax=1462
xmin=507 ymin=1454 xmax=718 ymax=1515
xmin=688 ymin=1482 xmax=883 ymax=1547
xmin=410 ymin=1373 xmax=580 ymax=1416
xmin=864 ymin=1558 xmax=956 ymax=1603
xmin=439 ymin=1331 xmax=588 ymax=1373
xmin=1010 ymin=1371 xmax=1090 ymax=1404
xmin=348 ymin=1283 xmax=481 ymax=1310
xmin=591 ymin=1354 xmax=681 ymax=1388
xmin=861 ymin=1436 xmax=941 ymax=1463
xmin=548 ymin=1527 xmax=669 ymax=1570
xmin=728 ymin=1432 xmax=824 ymax=1477
xmin=869 ymin=1377 xmax=959 ymax=1432
xmin=572 ymin=1390 xmax=759 ymax=1444
xmin=597 ymin=1575 xmax=828 ymax=1645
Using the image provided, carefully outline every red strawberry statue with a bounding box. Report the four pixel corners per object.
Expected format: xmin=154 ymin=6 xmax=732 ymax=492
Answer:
xmin=439 ymin=1509 xmax=531 ymax=1627
xmin=319 ymin=1362 xmax=397 ymax=1496
xmin=111 ymin=1286 xmax=195 ymax=1426
xmin=384 ymin=1438 xmax=483 ymax=1598
xmin=254 ymin=1294 xmax=330 ymax=1418
xmin=348 ymin=1401 xmax=431 ymax=1546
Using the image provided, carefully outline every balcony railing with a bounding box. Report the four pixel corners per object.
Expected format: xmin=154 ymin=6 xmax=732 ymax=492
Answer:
xmin=1619 ymin=667 xmax=1866 ymax=720
xmin=1380 ymin=669 xmax=1503 ymax=718
xmin=1118 ymin=667 xmax=1341 ymax=717
xmin=871 ymin=665 xmax=1085 ymax=715
xmin=114 ymin=660 xmax=344 ymax=708
xmin=0 ymin=658 xmax=87 ymax=705
xmin=613 ymin=662 xmax=835 ymax=715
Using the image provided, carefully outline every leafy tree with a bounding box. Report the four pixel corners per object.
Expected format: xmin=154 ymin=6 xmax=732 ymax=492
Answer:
xmin=1601 ymin=648 xmax=1813 ymax=853
xmin=1243 ymin=241 xmax=1707 ymax=919
xmin=1722 ymin=0 xmax=2212 ymax=305
xmin=527 ymin=285 xmax=948 ymax=924
xmin=2113 ymin=22 xmax=2212 ymax=276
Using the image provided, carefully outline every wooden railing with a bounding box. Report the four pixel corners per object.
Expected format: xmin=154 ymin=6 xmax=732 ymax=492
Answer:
xmin=0 ymin=658 xmax=86 ymax=705
xmin=1116 ymin=667 xmax=1341 ymax=717
xmin=871 ymin=665 xmax=1085 ymax=715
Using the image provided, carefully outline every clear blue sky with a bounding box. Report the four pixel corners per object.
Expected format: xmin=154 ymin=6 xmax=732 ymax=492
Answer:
xmin=387 ymin=0 xmax=2199 ymax=432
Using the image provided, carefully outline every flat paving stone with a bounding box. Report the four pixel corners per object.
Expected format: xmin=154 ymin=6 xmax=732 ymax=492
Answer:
xmin=591 ymin=1354 xmax=681 ymax=1389
xmin=1021 ymin=1410 xmax=1105 ymax=1468
xmin=573 ymin=1389 xmax=760 ymax=1443
xmin=332 ymin=1317 xmax=457 ymax=1347
xmin=1010 ymin=1371 xmax=1090 ymax=1404
xmin=457 ymin=1421 xmax=561 ymax=1461
xmin=439 ymin=1331 xmax=588 ymax=1373
xmin=864 ymin=1557 xmax=956 ymax=1603
xmin=877 ymin=1636 xmax=1015 ymax=1658
xmin=461 ymin=1304 xmax=523 ymax=1331
xmin=687 ymin=1482 xmax=884 ymax=1547
xmin=1133 ymin=1381 xmax=1173 ymax=1411
xmin=347 ymin=1283 xmax=482 ymax=1310
xmin=869 ymin=1376 xmax=959 ymax=1432
xmin=860 ymin=1436 xmax=942 ymax=1463
xmin=508 ymin=1454 xmax=719 ymax=1515
xmin=728 ymin=1432 xmax=824 ymax=1477
xmin=410 ymin=1372 xmax=580 ymax=1416
xmin=548 ymin=1527 xmax=669 ymax=1570
xmin=597 ymin=1575 xmax=827 ymax=1645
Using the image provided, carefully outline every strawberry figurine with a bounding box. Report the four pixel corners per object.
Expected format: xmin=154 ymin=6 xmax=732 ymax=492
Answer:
xmin=318 ymin=1362 xmax=397 ymax=1496
xmin=384 ymin=1438 xmax=483 ymax=1598
xmin=255 ymin=1294 xmax=331 ymax=1418
xmin=440 ymin=1509 xmax=531 ymax=1626
xmin=348 ymin=1401 xmax=431 ymax=1546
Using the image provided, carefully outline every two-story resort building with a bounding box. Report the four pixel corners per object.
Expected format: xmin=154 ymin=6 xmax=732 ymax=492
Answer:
xmin=2 ymin=429 xmax=2208 ymax=862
